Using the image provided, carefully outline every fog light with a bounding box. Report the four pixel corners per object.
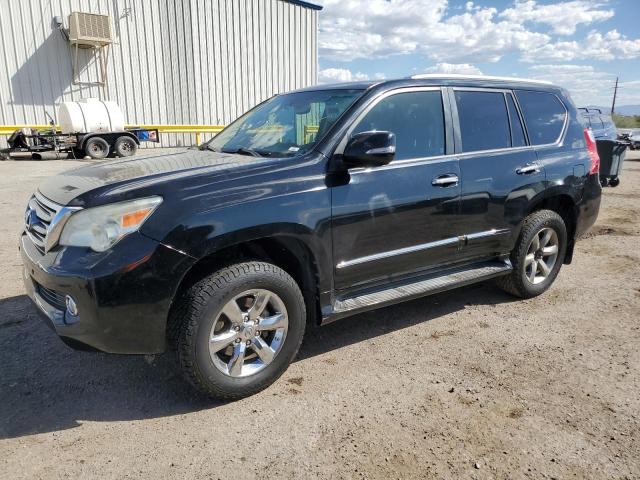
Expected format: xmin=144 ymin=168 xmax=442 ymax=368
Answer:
xmin=65 ymin=295 xmax=78 ymax=316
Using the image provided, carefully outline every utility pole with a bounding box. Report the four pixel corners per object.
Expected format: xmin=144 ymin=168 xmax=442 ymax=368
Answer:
xmin=611 ymin=76 xmax=619 ymax=115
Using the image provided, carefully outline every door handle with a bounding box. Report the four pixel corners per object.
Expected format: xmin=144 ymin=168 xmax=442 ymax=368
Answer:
xmin=432 ymin=174 xmax=459 ymax=186
xmin=516 ymin=164 xmax=541 ymax=175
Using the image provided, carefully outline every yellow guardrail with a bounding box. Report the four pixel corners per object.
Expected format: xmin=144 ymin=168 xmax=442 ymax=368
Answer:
xmin=1 ymin=124 xmax=320 ymax=146
xmin=0 ymin=124 xmax=226 ymax=145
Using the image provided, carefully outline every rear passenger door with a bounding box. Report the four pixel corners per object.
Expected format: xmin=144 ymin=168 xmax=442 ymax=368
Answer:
xmin=452 ymin=88 xmax=545 ymax=262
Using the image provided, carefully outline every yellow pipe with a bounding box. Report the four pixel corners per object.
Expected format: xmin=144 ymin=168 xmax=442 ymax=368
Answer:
xmin=0 ymin=124 xmax=226 ymax=145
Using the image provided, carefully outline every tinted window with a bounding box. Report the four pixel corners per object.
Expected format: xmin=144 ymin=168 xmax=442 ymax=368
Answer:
xmin=206 ymin=89 xmax=363 ymax=157
xmin=516 ymin=91 xmax=567 ymax=145
xmin=353 ymin=91 xmax=445 ymax=160
xmin=507 ymin=93 xmax=527 ymax=147
xmin=455 ymin=91 xmax=510 ymax=152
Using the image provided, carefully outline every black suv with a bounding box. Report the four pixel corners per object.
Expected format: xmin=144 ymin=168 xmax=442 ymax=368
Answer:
xmin=20 ymin=76 xmax=602 ymax=399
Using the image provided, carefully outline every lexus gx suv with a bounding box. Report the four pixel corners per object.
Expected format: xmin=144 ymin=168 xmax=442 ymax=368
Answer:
xmin=20 ymin=75 xmax=601 ymax=399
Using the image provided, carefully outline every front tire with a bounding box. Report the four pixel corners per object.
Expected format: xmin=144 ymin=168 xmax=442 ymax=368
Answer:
xmin=497 ymin=210 xmax=567 ymax=298
xmin=174 ymin=262 xmax=306 ymax=400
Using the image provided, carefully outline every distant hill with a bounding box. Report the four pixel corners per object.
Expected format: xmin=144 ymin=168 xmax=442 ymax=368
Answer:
xmin=615 ymin=105 xmax=640 ymax=116
xmin=579 ymin=105 xmax=640 ymax=116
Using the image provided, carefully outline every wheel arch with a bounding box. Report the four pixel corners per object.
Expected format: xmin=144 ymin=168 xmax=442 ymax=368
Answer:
xmin=526 ymin=193 xmax=578 ymax=264
xmin=167 ymin=234 xmax=323 ymax=344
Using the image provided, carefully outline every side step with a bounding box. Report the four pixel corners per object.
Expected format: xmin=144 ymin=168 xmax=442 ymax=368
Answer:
xmin=331 ymin=259 xmax=512 ymax=318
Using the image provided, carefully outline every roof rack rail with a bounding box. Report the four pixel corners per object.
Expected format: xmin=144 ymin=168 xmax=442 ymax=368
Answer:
xmin=409 ymin=74 xmax=553 ymax=85
xmin=579 ymin=107 xmax=603 ymax=114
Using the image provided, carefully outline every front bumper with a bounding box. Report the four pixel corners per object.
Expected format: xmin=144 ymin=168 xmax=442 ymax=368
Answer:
xmin=20 ymin=231 xmax=195 ymax=354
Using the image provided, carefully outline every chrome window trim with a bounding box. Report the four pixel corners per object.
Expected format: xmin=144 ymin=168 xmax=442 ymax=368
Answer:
xmin=451 ymin=87 xmax=569 ymax=153
xmin=335 ymin=86 xmax=445 ymax=157
xmin=340 ymin=86 xmax=569 ymax=174
xmin=511 ymin=89 xmax=569 ymax=147
xmin=336 ymin=229 xmax=510 ymax=269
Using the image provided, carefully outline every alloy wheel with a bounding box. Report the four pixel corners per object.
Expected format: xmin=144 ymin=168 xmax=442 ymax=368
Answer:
xmin=208 ymin=289 xmax=288 ymax=378
xmin=524 ymin=227 xmax=559 ymax=285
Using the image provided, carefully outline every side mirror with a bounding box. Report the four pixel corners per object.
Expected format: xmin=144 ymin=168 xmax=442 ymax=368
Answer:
xmin=342 ymin=131 xmax=396 ymax=168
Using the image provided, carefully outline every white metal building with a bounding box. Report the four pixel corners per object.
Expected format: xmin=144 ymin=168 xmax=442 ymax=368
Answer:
xmin=0 ymin=0 xmax=321 ymax=146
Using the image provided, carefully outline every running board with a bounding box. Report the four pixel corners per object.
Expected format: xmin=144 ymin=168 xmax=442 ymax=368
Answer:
xmin=330 ymin=259 xmax=512 ymax=319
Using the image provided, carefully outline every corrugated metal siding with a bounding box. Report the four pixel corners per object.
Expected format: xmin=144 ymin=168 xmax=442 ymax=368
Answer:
xmin=0 ymin=0 xmax=318 ymax=147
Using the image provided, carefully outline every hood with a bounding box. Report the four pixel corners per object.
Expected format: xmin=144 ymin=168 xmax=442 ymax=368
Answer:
xmin=37 ymin=149 xmax=282 ymax=206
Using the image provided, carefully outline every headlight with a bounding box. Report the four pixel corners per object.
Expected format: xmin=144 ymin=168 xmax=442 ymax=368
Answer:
xmin=59 ymin=196 xmax=162 ymax=252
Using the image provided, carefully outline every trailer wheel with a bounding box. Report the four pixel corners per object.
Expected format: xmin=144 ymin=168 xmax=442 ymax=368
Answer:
xmin=114 ymin=136 xmax=138 ymax=157
xmin=85 ymin=137 xmax=110 ymax=159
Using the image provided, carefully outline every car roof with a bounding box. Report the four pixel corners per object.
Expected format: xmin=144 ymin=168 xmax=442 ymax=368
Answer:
xmin=288 ymin=76 xmax=563 ymax=94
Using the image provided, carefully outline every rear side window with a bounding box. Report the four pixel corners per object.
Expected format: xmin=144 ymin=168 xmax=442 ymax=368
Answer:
xmin=454 ymin=90 xmax=510 ymax=152
xmin=506 ymin=93 xmax=527 ymax=147
xmin=516 ymin=91 xmax=567 ymax=145
xmin=353 ymin=91 xmax=445 ymax=160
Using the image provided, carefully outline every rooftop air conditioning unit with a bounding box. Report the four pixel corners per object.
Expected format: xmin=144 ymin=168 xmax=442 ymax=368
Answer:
xmin=68 ymin=12 xmax=112 ymax=47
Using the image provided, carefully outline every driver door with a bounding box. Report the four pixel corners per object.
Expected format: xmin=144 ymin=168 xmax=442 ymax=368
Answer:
xmin=331 ymin=88 xmax=461 ymax=291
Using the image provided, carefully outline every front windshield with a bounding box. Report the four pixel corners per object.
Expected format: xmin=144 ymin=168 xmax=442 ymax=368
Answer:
xmin=204 ymin=89 xmax=364 ymax=157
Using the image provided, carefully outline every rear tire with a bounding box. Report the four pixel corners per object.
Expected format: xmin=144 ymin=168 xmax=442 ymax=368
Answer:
xmin=173 ymin=262 xmax=306 ymax=400
xmin=497 ymin=209 xmax=567 ymax=299
xmin=84 ymin=137 xmax=109 ymax=159
xmin=114 ymin=136 xmax=138 ymax=157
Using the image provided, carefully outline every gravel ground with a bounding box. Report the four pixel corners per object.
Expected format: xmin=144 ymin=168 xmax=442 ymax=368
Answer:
xmin=1 ymin=150 xmax=639 ymax=479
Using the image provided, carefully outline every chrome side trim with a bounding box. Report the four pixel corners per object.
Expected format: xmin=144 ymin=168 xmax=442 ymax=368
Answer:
xmin=466 ymin=228 xmax=511 ymax=240
xmin=336 ymin=236 xmax=459 ymax=269
xmin=336 ymin=228 xmax=511 ymax=269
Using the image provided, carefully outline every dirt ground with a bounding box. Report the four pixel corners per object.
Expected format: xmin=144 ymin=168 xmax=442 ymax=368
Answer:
xmin=1 ymin=150 xmax=638 ymax=479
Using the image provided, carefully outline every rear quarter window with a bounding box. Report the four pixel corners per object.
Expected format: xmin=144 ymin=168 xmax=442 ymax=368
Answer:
xmin=516 ymin=91 xmax=567 ymax=145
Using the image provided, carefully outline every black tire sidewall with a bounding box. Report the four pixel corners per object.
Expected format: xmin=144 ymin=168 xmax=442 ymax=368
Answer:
xmin=188 ymin=265 xmax=306 ymax=396
xmin=114 ymin=137 xmax=138 ymax=157
xmin=85 ymin=137 xmax=109 ymax=159
xmin=514 ymin=211 xmax=567 ymax=297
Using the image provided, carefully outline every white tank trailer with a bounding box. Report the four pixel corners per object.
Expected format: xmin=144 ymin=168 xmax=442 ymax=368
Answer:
xmin=1 ymin=99 xmax=159 ymax=160
xmin=59 ymin=99 xmax=126 ymax=135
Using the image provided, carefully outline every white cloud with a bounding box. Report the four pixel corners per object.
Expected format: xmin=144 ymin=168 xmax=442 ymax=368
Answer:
xmin=318 ymin=67 xmax=370 ymax=83
xmin=527 ymin=64 xmax=617 ymax=106
xmin=523 ymin=29 xmax=640 ymax=62
xmin=317 ymin=0 xmax=549 ymax=63
xmin=500 ymin=0 xmax=614 ymax=36
xmin=315 ymin=0 xmax=640 ymax=64
xmin=423 ymin=62 xmax=483 ymax=75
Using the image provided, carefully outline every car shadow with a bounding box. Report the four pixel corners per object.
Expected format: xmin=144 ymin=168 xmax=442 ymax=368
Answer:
xmin=0 ymin=283 xmax=516 ymax=439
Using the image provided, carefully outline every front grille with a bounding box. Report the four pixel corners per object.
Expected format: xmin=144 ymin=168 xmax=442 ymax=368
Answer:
xmin=35 ymin=282 xmax=67 ymax=311
xmin=24 ymin=192 xmax=62 ymax=254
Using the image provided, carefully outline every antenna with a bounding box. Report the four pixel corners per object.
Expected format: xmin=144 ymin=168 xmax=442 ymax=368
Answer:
xmin=611 ymin=76 xmax=619 ymax=115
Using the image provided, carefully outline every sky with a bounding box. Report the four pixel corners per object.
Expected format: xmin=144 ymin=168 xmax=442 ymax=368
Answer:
xmin=314 ymin=0 xmax=640 ymax=108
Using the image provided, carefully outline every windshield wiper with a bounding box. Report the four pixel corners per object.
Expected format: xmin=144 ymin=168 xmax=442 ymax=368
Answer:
xmin=222 ymin=147 xmax=269 ymax=157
